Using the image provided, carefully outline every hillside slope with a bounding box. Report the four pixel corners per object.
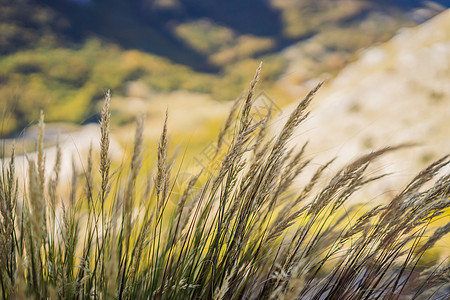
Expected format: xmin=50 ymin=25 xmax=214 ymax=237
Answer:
xmin=284 ymin=9 xmax=450 ymax=199
xmin=1 ymin=0 xmax=448 ymax=137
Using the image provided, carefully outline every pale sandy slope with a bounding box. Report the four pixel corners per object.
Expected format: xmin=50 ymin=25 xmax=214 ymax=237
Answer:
xmin=279 ymin=9 xmax=450 ymax=200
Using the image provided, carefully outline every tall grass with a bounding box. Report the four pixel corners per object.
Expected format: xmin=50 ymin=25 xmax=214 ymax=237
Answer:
xmin=0 ymin=66 xmax=449 ymax=299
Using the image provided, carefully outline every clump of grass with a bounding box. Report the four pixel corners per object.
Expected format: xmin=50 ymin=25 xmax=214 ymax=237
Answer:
xmin=0 ymin=66 xmax=449 ymax=299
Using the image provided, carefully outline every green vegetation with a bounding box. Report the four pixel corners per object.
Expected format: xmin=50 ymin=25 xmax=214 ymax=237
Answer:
xmin=0 ymin=38 xmax=286 ymax=136
xmin=0 ymin=39 xmax=210 ymax=133
xmin=0 ymin=68 xmax=449 ymax=299
xmin=1 ymin=0 xmax=438 ymax=137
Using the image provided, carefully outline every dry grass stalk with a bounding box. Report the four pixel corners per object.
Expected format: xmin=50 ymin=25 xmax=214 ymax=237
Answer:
xmin=1 ymin=65 xmax=449 ymax=300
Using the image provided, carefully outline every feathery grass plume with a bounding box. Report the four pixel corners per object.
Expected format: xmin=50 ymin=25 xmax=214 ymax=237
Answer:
xmin=404 ymin=173 xmax=450 ymax=233
xmin=91 ymin=89 xmax=112 ymax=298
xmin=28 ymin=160 xmax=45 ymax=242
xmin=35 ymin=111 xmax=47 ymax=254
xmin=270 ymin=80 xmax=324 ymax=163
xmin=239 ymin=137 xmax=273 ymax=195
xmin=402 ymin=154 xmax=449 ymax=198
xmin=155 ymin=110 xmax=169 ymax=210
xmin=240 ymin=61 xmax=262 ymax=133
xmin=236 ymin=105 xmax=274 ymax=201
xmin=26 ymin=159 xmax=44 ymax=295
xmin=100 ymin=89 xmax=112 ymax=206
xmin=257 ymin=81 xmax=325 ymax=216
xmin=309 ymin=144 xmax=411 ymax=215
xmin=8 ymin=143 xmax=16 ymax=190
xmin=379 ymin=154 xmax=449 ymax=230
xmin=0 ymin=65 xmax=449 ymax=299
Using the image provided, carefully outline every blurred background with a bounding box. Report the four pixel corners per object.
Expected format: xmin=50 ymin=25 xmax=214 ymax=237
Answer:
xmin=0 ymin=0 xmax=449 ymax=187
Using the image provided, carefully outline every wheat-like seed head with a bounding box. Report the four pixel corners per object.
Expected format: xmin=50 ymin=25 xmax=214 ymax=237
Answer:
xmin=155 ymin=110 xmax=169 ymax=210
xmin=100 ymin=90 xmax=112 ymax=203
xmin=240 ymin=61 xmax=262 ymax=133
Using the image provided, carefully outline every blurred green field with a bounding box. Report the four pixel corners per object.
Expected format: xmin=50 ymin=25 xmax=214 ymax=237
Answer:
xmin=1 ymin=0 xmax=440 ymax=137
